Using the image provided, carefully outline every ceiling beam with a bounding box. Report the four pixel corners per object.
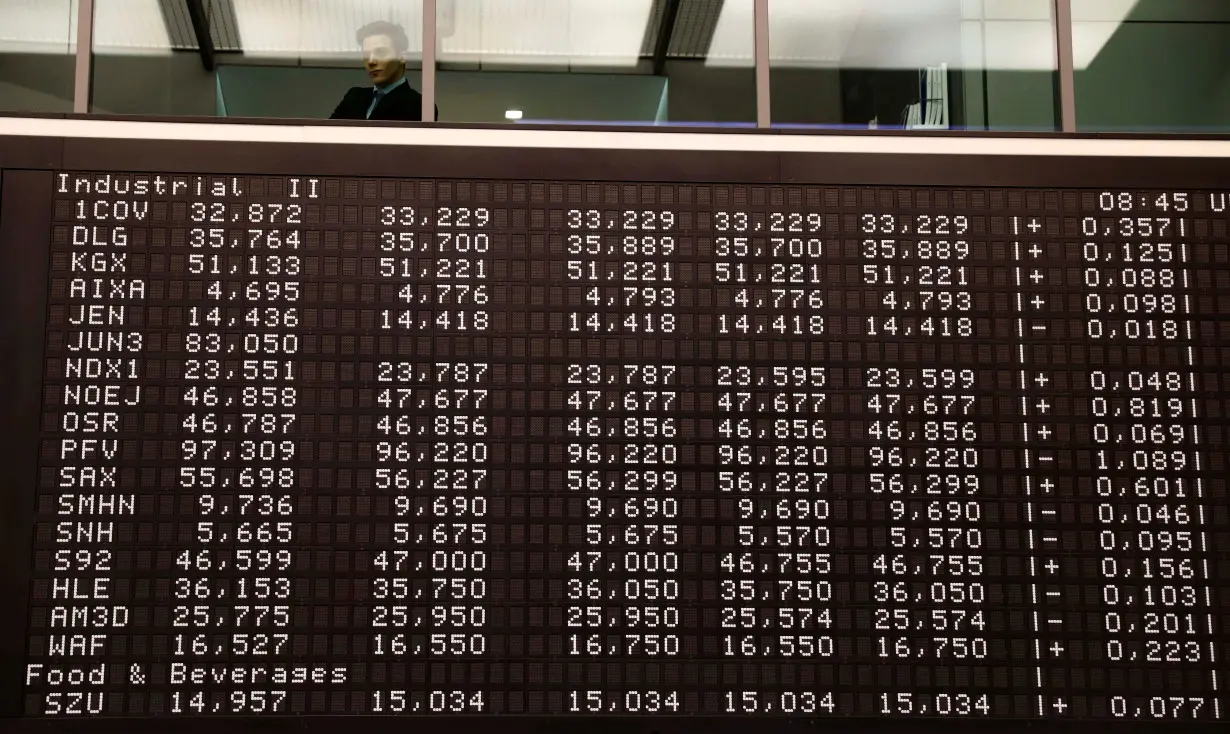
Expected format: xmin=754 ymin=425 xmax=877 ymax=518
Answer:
xmin=651 ymin=0 xmax=683 ymax=75
xmin=185 ymin=0 xmax=216 ymax=70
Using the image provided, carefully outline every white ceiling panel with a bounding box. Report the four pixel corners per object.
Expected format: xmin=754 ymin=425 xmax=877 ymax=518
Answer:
xmin=665 ymin=0 xmax=728 ymax=58
xmin=0 ymin=0 xmax=77 ymax=53
xmin=0 ymin=0 xmax=1156 ymax=71
xmin=973 ymin=0 xmax=1138 ymax=68
xmin=709 ymin=0 xmax=1138 ymax=70
xmin=712 ymin=0 xmax=963 ymax=68
xmin=209 ymin=0 xmax=245 ymax=50
xmin=1068 ymin=0 xmax=1146 ymax=70
xmin=971 ymin=0 xmax=1053 ymax=21
xmin=977 ymin=19 xmax=1056 ymax=71
xmin=228 ymin=0 xmax=423 ymax=59
xmin=640 ymin=0 xmax=667 ymax=55
xmin=93 ymin=0 xmax=174 ymax=53
xmin=161 ymin=0 xmax=198 ymax=48
xmin=439 ymin=0 xmax=655 ymax=67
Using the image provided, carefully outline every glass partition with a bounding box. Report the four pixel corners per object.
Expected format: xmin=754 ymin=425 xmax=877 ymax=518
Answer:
xmin=768 ymin=0 xmax=1061 ymax=131
xmin=91 ymin=0 xmax=424 ymax=121
xmin=1073 ymin=0 xmax=1230 ymax=132
xmin=91 ymin=0 xmax=216 ymax=116
xmin=435 ymin=0 xmax=756 ymax=126
xmin=52 ymin=0 xmax=1230 ymax=133
xmin=0 ymin=0 xmax=77 ymax=113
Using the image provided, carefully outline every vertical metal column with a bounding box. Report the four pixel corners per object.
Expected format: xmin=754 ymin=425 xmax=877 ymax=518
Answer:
xmin=753 ymin=0 xmax=770 ymax=128
xmin=185 ymin=0 xmax=217 ymax=71
xmin=73 ymin=0 xmax=95 ymax=114
xmin=1053 ymin=0 xmax=1077 ymax=132
xmin=422 ymin=0 xmax=437 ymax=122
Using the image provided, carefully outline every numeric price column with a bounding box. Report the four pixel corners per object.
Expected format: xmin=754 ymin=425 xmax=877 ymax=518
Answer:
xmin=1071 ymin=190 xmax=1222 ymax=721
xmin=559 ymin=204 xmax=620 ymax=685
xmin=186 ymin=187 xmax=303 ymax=715
xmin=855 ymin=190 xmax=1001 ymax=719
xmin=557 ymin=189 xmax=690 ymax=715
xmin=706 ymin=195 xmax=838 ymax=718
xmin=368 ymin=190 xmax=432 ymax=714
xmin=426 ymin=192 xmax=493 ymax=710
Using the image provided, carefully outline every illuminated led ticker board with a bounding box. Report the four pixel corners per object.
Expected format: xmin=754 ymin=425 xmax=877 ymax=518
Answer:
xmin=0 ymin=119 xmax=1227 ymax=733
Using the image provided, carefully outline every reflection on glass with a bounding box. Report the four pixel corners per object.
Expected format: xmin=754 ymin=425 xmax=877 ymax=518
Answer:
xmin=767 ymin=0 xmax=1059 ymax=131
xmin=330 ymin=20 xmax=425 ymax=121
xmin=436 ymin=0 xmax=756 ymax=126
xmin=1073 ymin=0 xmax=1230 ymax=132
xmin=0 ymin=0 xmax=76 ymax=113
xmin=91 ymin=0 xmax=423 ymax=120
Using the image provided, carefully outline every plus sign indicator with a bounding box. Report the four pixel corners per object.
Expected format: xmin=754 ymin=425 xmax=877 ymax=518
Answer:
xmin=0 ymin=122 xmax=1226 ymax=730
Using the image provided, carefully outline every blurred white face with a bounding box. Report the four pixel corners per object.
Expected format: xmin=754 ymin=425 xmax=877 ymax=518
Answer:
xmin=362 ymin=34 xmax=405 ymax=86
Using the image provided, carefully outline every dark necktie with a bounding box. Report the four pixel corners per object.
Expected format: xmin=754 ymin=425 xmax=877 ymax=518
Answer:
xmin=367 ymin=89 xmax=385 ymax=119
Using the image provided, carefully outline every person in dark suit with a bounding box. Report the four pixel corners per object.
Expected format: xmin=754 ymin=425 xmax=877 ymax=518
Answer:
xmin=330 ymin=21 xmax=431 ymax=121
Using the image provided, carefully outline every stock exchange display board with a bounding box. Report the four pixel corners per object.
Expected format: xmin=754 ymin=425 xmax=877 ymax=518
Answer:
xmin=0 ymin=123 xmax=1227 ymax=733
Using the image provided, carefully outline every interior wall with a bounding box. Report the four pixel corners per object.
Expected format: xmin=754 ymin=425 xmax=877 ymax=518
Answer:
xmin=959 ymin=16 xmax=1058 ymax=131
xmin=0 ymin=51 xmax=759 ymax=125
xmin=1104 ymin=0 xmax=1230 ymax=22
xmin=0 ymin=53 xmax=74 ymax=113
xmin=218 ymin=65 xmax=422 ymax=121
xmin=219 ymin=65 xmax=667 ymax=123
xmin=0 ymin=50 xmax=218 ymax=116
xmin=91 ymin=52 xmax=217 ymax=116
xmin=768 ymin=68 xmax=844 ymax=126
xmin=982 ymin=70 xmax=1056 ymax=130
xmin=662 ymin=60 xmax=757 ymax=124
xmin=1074 ymin=21 xmax=1230 ymax=131
xmin=219 ymin=60 xmax=759 ymax=126
xmin=432 ymin=69 xmax=666 ymax=124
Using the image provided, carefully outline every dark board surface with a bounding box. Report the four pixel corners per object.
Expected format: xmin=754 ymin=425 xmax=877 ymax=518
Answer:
xmin=0 ymin=171 xmax=54 ymax=720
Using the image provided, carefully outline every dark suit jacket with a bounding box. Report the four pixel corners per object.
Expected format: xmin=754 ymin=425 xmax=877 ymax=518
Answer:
xmin=329 ymin=81 xmax=435 ymax=121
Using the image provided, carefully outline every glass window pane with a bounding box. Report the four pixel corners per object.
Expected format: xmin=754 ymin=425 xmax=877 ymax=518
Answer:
xmin=436 ymin=0 xmax=756 ymax=127
xmin=0 ymin=0 xmax=77 ymax=113
xmin=1073 ymin=0 xmax=1230 ymax=132
xmin=91 ymin=0 xmax=218 ymax=116
xmin=92 ymin=0 xmax=424 ymax=121
xmin=768 ymin=0 xmax=1059 ymax=131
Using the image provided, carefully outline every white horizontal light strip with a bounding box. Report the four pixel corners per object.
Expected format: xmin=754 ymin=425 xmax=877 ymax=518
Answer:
xmin=709 ymin=0 xmax=1140 ymax=70
xmin=439 ymin=0 xmax=655 ymax=67
xmin=704 ymin=0 xmax=757 ymax=65
xmin=0 ymin=0 xmax=75 ymax=53
xmin=2 ymin=116 xmax=1230 ymax=158
xmin=230 ymin=0 xmax=425 ymax=59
